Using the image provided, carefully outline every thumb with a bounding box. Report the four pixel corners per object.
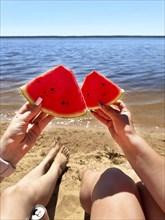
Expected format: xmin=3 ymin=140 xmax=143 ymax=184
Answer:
xmin=98 ymin=102 xmax=119 ymax=120
xmin=22 ymin=97 xmax=43 ymax=123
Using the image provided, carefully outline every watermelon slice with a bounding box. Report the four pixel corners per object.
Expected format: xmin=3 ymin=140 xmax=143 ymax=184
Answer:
xmin=20 ymin=65 xmax=87 ymax=118
xmin=81 ymin=71 xmax=124 ymax=109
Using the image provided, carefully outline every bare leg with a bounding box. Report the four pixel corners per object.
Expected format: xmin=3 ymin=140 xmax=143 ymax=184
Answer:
xmin=80 ymin=167 xmax=145 ymax=220
xmin=0 ymin=145 xmax=69 ymax=220
xmin=136 ymin=182 xmax=165 ymax=220
xmin=125 ymin=169 xmax=165 ymax=219
xmin=19 ymin=142 xmax=60 ymax=183
xmin=29 ymin=146 xmax=70 ymax=206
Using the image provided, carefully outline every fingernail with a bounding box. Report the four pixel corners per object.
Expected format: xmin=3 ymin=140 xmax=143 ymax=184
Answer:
xmin=98 ymin=101 xmax=104 ymax=108
xmin=35 ymin=97 xmax=42 ymax=106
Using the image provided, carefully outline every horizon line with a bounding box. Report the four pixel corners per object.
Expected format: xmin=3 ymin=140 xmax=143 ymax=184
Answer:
xmin=1 ymin=35 xmax=165 ymax=38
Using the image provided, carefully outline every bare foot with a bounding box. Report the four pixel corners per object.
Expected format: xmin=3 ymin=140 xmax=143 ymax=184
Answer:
xmin=52 ymin=146 xmax=70 ymax=176
xmin=18 ymin=141 xmax=61 ymax=183
xmin=41 ymin=141 xmax=61 ymax=172
xmin=44 ymin=142 xmax=60 ymax=162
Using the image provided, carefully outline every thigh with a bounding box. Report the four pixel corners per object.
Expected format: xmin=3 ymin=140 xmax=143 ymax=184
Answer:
xmin=137 ymin=182 xmax=165 ymax=220
xmin=0 ymin=184 xmax=35 ymax=219
xmin=126 ymin=169 xmax=165 ymax=219
xmin=80 ymin=169 xmax=101 ymax=214
xmin=80 ymin=168 xmax=145 ymax=219
xmin=90 ymin=168 xmax=145 ymax=220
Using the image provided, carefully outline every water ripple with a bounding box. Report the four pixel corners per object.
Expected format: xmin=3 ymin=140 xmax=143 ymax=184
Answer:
xmin=0 ymin=37 xmax=164 ymax=109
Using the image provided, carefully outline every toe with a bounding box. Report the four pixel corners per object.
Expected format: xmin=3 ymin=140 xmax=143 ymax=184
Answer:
xmin=62 ymin=146 xmax=70 ymax=159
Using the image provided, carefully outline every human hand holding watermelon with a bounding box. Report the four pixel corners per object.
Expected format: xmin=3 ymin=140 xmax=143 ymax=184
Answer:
xmin=91 ymin=100 xmax=136 ymax=148
xmin=20 ymin=65 xmax=87 ymax=118
xmin=0 ymin=99 xmax=54 ymax=167
xmin=81 ymin=71 xmax=124 ymax=109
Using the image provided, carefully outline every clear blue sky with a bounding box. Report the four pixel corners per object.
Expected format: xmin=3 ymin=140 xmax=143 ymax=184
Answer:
xmin=1 ymin=0 xmax=164 ymax=36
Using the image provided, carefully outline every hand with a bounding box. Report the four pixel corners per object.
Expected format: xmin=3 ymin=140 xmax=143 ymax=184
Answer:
xmin=0 ymin=98 xmax=54 ymax=166
xmin=91 ymin=100 xmax=136 ymax=147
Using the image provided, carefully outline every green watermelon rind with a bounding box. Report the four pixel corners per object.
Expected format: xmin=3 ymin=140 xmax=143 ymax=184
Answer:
xmin=87 ymin=89 xmax=125 ymax=110
xmin=20 ymin=86 xmax=87 ymax=118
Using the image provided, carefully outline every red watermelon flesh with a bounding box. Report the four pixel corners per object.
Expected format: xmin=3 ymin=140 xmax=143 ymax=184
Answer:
xmin=20 ymin=65 xmax=87 ymax=118
xmin=81 ymin=71 xmax=124 ymax=109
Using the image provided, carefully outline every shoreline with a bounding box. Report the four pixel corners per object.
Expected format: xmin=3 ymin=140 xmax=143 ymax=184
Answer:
xmin=1 ymin=89 xmax=164 ymax=129
xmin=1 ymin=35 xmax=165 ymax=38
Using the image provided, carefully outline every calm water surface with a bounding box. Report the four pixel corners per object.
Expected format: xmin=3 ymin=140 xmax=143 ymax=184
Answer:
xmin=0 ymin=37 xmax=164 ymax=127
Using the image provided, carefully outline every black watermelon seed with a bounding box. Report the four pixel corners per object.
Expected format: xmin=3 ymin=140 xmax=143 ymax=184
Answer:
xmin=61 ymin=101 xmax=65 ymax=105
xmin=50 ymin=88 xmax=55 ymax=91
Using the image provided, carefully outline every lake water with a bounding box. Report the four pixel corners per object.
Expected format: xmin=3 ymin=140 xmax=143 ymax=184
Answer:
xmin=0 ymin=37 xmax=164 ymax=128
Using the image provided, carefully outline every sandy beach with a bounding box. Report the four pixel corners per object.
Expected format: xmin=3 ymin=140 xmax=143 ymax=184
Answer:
xmin=1 ymin=2 xmax=165 ymax=218
xmin=0 ymin=108 xmax=164 ymax=220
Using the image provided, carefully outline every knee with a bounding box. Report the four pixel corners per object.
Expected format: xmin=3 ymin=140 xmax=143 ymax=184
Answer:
xmin=80 ymin=167 xmax=137 ymax=213
xmin=1 ymin=186 xmax=15 ymax=199
xmin=92 ymin=168 xmax=137 ymax=200
xmin=80 ymin=168 xmax=101 ymax=214
xmin=101 ymin=167 xmax=135 ymax=189
xmin=1 ymin=185 xmax=21 ymax=204
xmin=1 ymin=182 xmax=34 ymax=202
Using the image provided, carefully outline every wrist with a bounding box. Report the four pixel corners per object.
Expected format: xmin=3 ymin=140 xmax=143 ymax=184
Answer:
xmin=0 ymin=158 xmax=16 ymax=178
xmin=0 ymin=138 xmax=15 ymax=165
xmin=119 ymin=133 xmax=152 ymax=160
xmin=0 ymin=136 xmax=17 ymax=178
xmin=118 ymin=133 xmax=140 ymax=150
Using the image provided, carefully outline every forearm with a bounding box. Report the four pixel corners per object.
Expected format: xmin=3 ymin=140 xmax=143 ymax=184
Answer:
xmin=119 ymin=134 xmax=165 ymax=212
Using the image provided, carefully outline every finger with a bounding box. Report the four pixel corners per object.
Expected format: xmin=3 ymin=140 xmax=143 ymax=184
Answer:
xmin=17 ymin=102 xmax=32 ymax=114
xmin=32 ymin=112 xmax=47 ymax=125
xmin=22 ymin=97 xmax=43 ymax=123
xmin=28 ymin=114 xmax=54 ymax=138
xmin=113 ymin=100 xmax=128 ymax=113
xmin=94 ymin=109 xmax=111 ymax=120
xmin=98 ymin=102 xmax=119 ymax=120
xmin=39 ymin=115 xmax=55 ymax=130
xmin=91 ymin=110 xmax=109 ymax=126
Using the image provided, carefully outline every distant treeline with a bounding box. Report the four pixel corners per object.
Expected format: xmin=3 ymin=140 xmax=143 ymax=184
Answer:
xmin=1 ymin=35 xmax=165 ymax=39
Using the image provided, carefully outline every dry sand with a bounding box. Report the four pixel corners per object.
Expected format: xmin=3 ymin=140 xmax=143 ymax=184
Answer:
xmin=0 ymin=115 xmax=165 ymax=220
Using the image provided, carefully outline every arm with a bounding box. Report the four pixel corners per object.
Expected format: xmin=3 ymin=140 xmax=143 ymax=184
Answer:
xmin=0 ymin=98 xmax=54 ymax=181
xmin=91 ymin=101 xmax=165 ymax=212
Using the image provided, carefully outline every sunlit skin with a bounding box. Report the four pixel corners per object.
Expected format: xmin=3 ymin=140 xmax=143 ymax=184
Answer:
xmin=80 ymin=100 xmax=165 ymax=219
